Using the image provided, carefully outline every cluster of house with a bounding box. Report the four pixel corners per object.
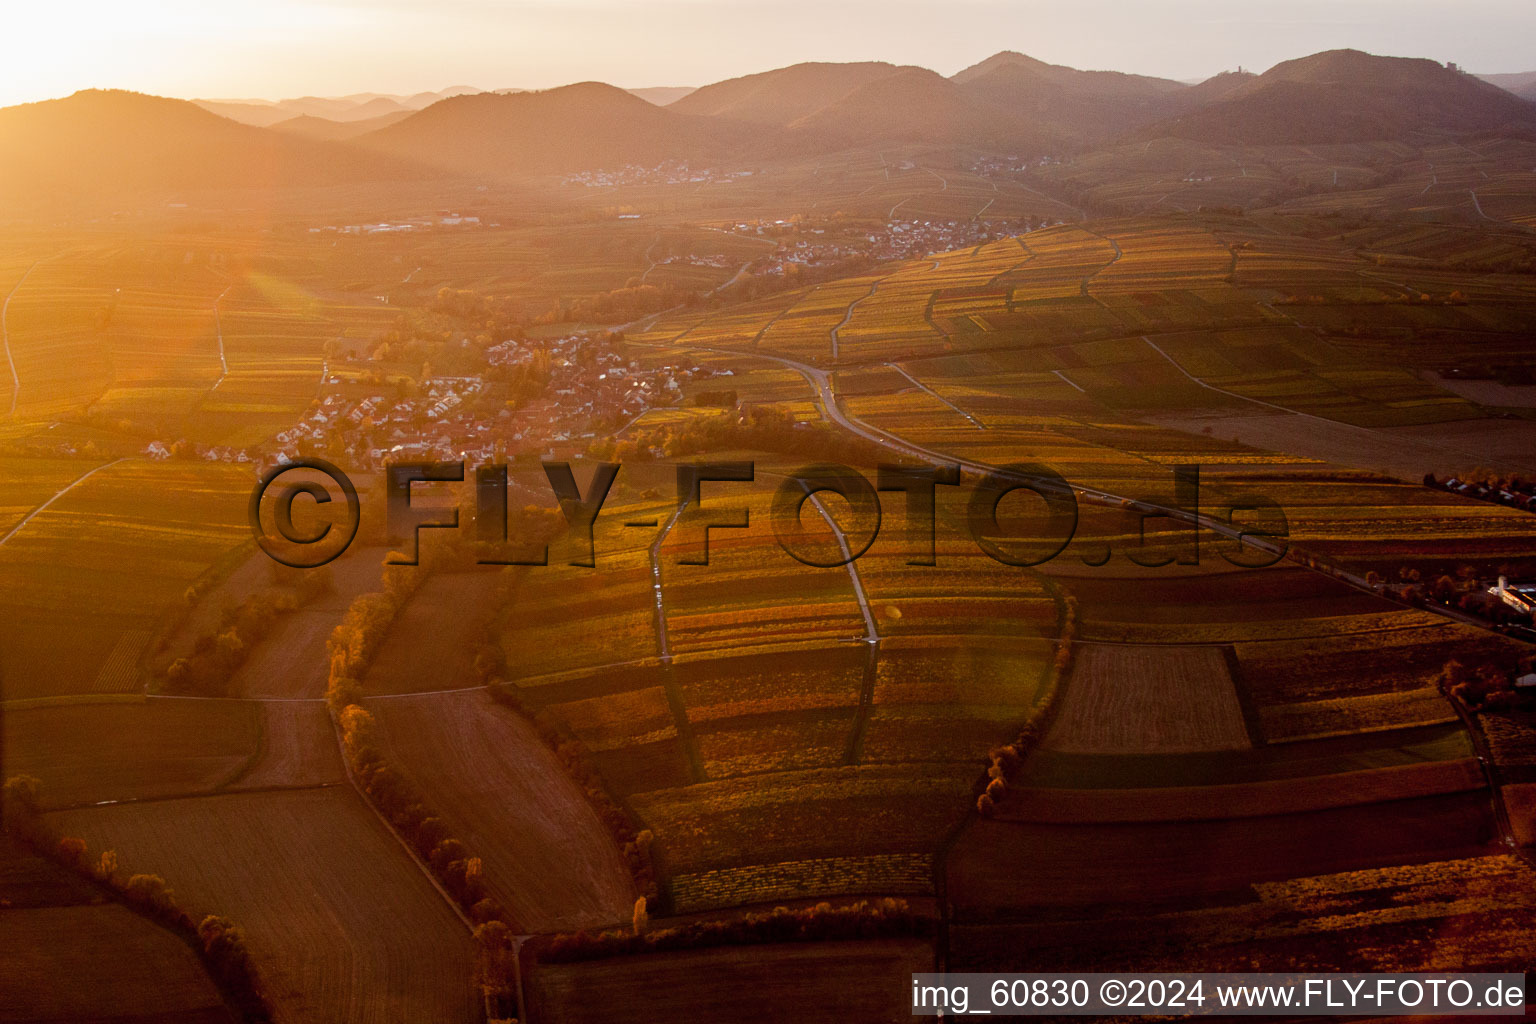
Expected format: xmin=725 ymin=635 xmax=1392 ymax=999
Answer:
xmin=1433 ymin=475 xmax=1536 ymax=513
xmin=967 ymin=155 xmax=1064 ymax=176
xmin=1490 ymin=577 xmax=1536 ymax=618
xmin=143 ymin=440 xmax=252 ymax=463
xmin=307 ymin=213 xmax=485 ymax=235
xmin=651 ymin=253 xmax=738 ymax=272
xmin=728 ymin=216 xmax=1033 ymax=267
xmin=560 ymin=163 xmax=756 ymax=188
xmin=140 ymin=329 xmax=709 ymax=472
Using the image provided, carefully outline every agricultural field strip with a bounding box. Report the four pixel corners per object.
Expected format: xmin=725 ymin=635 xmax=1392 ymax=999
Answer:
xmin=0 ymin=457 xmax=125 ymax=547
xmin=1141 ymin=335 xmax=1497 ymax=466
xmin=1 ymin=259 xmax=44 ymax=416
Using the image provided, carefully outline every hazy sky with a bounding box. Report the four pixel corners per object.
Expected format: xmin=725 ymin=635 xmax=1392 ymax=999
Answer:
xmin=4 ymin=0 xmax=1533 ymax=107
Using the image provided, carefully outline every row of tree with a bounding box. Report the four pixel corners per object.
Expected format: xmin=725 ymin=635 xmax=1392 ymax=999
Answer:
xmin=160 ymin=567 xmax=334 ymax=696
xmin=534 ymin=897 xmax=929 ymax=964
xmin=324 ymin=575 xmax=519 ymax=1016
xmin=1433 ymin=657 xmax=1533 ymax=713
xmin=2 ymin=776 xmax=270 ymax=1022
xmin=324 ymin=561 xmax=421 ymax=710
xmin=977 ymin=596 xmax=1078 ymax=817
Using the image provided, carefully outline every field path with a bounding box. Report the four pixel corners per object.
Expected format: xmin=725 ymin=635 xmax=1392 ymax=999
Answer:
xmin=0 ymin=457 xmax=125 ymax=548
xmin=210 ymin=285 xmax=231 ymax=388
xmin=640 ymin=231 xmax=662 ymax=283
xmin=803 ymin=490 xmax=882 ymax=764
xmin=650 ymin=498 xmax=707 ymax=780
xmin=888 ymin=168 xmax=948 ymax=219
xmin=886 ymin=362 xmax=986 ymax=429
xmin=2 ymin=260 xmax=42 ymax=416
xmin=830 ymin=280 xmax=880 ymax=361
xmin=1078 ymin=226 xmax=1124 ymax=297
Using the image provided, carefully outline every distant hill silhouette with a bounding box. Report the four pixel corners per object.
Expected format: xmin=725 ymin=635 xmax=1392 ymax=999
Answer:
xmin=631 ymin=86 xmax=696 ymax=106
xmin=785 ymin=66 xmax=1053 ymax=149
xmin=358 ymin=82 xmax=746 ymax=174
xmin=669 ymin=62 xmax=903 ymax=125
xmin=269 ymin=110 xmax=412 ymax=141
xmin=1143 ymin=49 xmax=1536 ymax=145
xmin=8 ymin=49 xmax=1535 ymax=208
xmin=673 ymin=53 xmax=1205 ymax=150
xmin=0 ymin=90 xmax=428 ymax=207
xmin=951 ymin=51 xmax=1188 ymax=142
xmin=195 ymin=87 xmax=483 ymax=127
xmin=1477 ymin=71 xmax=1536 ymax=96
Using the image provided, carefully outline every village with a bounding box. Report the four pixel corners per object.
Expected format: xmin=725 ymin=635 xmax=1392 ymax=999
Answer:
xmin=139 ymin=329 xmax=708 ymax=474
xmin=722 ymin=214 xmax=1045 ymax=271
xmin=560 ymin=162 xmax=757 ymax=188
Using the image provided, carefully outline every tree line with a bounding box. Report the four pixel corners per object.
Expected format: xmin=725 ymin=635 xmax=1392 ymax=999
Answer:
xmin=977 ymin=595 xmax=1078 ymax=817
xmin=2 ymin=776 xmax=270 ymax=1022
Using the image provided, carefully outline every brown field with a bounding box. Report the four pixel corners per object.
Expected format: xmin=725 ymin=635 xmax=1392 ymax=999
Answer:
xmin=1504 ymin=783 xmax=1536 ymax=847
xmin=1259 ymin=686 xmax=1457 ymax=742
xmin=951 ymin=853 xmax=1536 ymax=974
xmin=1389 ymin=417 xmax=1536 ymax=476
xmin=2 ymin=698 xmax=258 ymax=809
xmin=948 ymin=790 xmax=1496 ymax=911
xmin=365 ymin=688 xmax=635 ymax=932
xmin=229 ymin=546 xmax=390 ymax=700
xmin=1044 ymin=644 xmax=1252 ymax=754
xmin=0 ymin=838 xmax=233 ymax=1024
xmin=1000 ymin=758 xmax=1485 ymax=823
xmin=1143 ymin=409 xmax=1476 ymax=479
xmin=228 ymin=700 xmax=345 ymax=790
xmin=525 ymin=938 xmax=933 ymax=1024
xmin=363 ymin=571 xmax=502 ymax=695
xmin=229 ymin=609 xmax=339 ymax=700
xmin=48 ymin=788 xmax=479 ymax=1024
xmin=0 ymin=904 xmax=234 ymax=1024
